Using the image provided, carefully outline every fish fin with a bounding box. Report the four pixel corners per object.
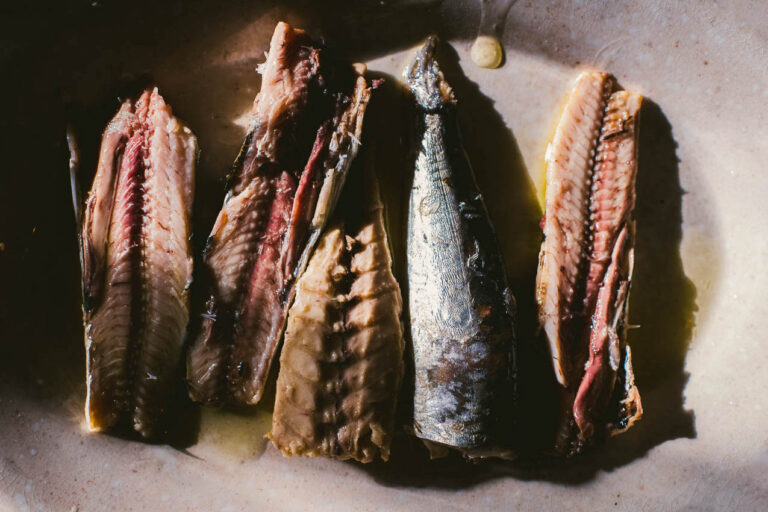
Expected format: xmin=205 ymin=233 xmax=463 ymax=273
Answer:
xmin=67 ymin=125 xmax=83 ymax=230
xmin=607 ymin=345 xmax=643 ymax=435
xmin=222 ymin=126 xmax=256 ymax=202
xmin=66 ymin=125 xmax=89 ymax=312
xmin=422 ymin=439 xmax=451 ymax=459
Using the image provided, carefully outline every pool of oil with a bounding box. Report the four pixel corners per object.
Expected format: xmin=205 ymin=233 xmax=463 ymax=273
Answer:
xmin=193 ymin=406 xmax=273 ymax=462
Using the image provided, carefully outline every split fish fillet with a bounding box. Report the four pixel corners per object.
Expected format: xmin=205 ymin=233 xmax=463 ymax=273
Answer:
xmin=536 ymin=71 xmax=643 ymax=455
xmin=269 ymin=170 xmax=404 ymax=463
xmin=75 ymin=88 xmax=196 ymax=438
xmin=187 ymin=22 xmax=372 ymax=405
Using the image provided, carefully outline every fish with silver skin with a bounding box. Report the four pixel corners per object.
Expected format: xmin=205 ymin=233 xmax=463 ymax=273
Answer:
xmin=72 ymin=88 xmax=197 ymax=438
xmin=404 ymin=36 xmax=517 ymax=456
xmin=536 ymin=71 xmax=643 ymax=455
xmin=186 ymin=22 xmax=371 ymax=406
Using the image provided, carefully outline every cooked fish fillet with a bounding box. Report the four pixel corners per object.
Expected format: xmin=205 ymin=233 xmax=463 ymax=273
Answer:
xmin=536 ymin=72 xmax=613 ymax=387
xmin=187 ymin=22 xmax=371 ymax=406
xmin=269 ymin=171 xmax=404 ymax=463
xmin=536 ymin=72 xmax=642 ymax=455
xmin=404 ymin=36 xmax=517 ymax=456
xmin=77 ymin=88 xmax=196 ymax=438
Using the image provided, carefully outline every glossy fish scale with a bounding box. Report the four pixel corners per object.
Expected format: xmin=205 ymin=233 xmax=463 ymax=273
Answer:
xmin=80 ymin=88 xmax=196 ymax=438
xmin=270 ymin=174 xmax=404 ymax=463
xmin=405 ymin=36 xmax=516 ymax=456
xmin=536 ymin=70 xmax=643 ymax=455
xmin=186 ymin=21 xmax=372 ymax=406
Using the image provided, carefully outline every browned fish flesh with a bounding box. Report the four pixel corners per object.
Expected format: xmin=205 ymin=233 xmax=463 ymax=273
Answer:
xmin=269 ymin=170 xmax=404 ymax=463
xmin=536 ymin=71 xmax=643 ymax=454
xmin=186 ymin=22 xmax=372 ymax=406
xmin=74 ymin=88 xmax=197 ymax=438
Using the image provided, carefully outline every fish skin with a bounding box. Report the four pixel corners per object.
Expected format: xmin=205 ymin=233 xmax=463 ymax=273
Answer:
xmin=536 ymin=71 xmax=643 ymax=455
xmin=269 ymin=172 xmax=404 ymax=463
xmin=81 ymin=88 xmax=197 ymax=438
xmin=404 ymin=36 xmax=517 ymax=454
xmin=186 ymin=22 xmax=371 ymax=406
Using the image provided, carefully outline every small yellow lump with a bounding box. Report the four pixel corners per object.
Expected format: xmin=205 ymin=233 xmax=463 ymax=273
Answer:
xmin=470 ymin=35 xmax=503 ymax=69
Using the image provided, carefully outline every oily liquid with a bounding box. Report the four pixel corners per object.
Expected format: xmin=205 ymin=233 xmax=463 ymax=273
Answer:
xmin=192 ymin=380 xmax=277 ymax=461
xmin=470 ymin=0 xmax=517 ymax=69
xmin=195 ymin=407 xmax=273 ymax=460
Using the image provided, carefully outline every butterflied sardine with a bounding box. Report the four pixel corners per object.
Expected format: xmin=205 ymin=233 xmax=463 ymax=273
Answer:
xmin=536 ymin=71 xmax=643 ymax=455
xmin=73 ymin=88 xmax=197 ymax=438
xmin=404 ymin=36 xmax=517 ymax=456
xmin=269 ymin=168 xmax=404 ymax=463
xmin=187 ymin=22 xmax=371 ymax=406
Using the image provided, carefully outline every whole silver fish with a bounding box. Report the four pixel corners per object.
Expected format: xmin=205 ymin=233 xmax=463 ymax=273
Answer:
xmin=404 ymin=36 xmax=516 ymax=456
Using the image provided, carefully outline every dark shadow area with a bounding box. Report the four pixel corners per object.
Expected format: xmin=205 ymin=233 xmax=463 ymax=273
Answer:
xmin=0 ymin=0 xmax=444 ymax=448
xmin=363 ymin=433 xmax=516 ymax=489
xmin=353 ymin=71 xmax=418 ymax=431
xmin=313 ymin=0 xmax=442 ymax=61
xmin=0 ymin=0 xmax=298 ymax=448
xmin=611 ymin=99 xmax=697 ymax=443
